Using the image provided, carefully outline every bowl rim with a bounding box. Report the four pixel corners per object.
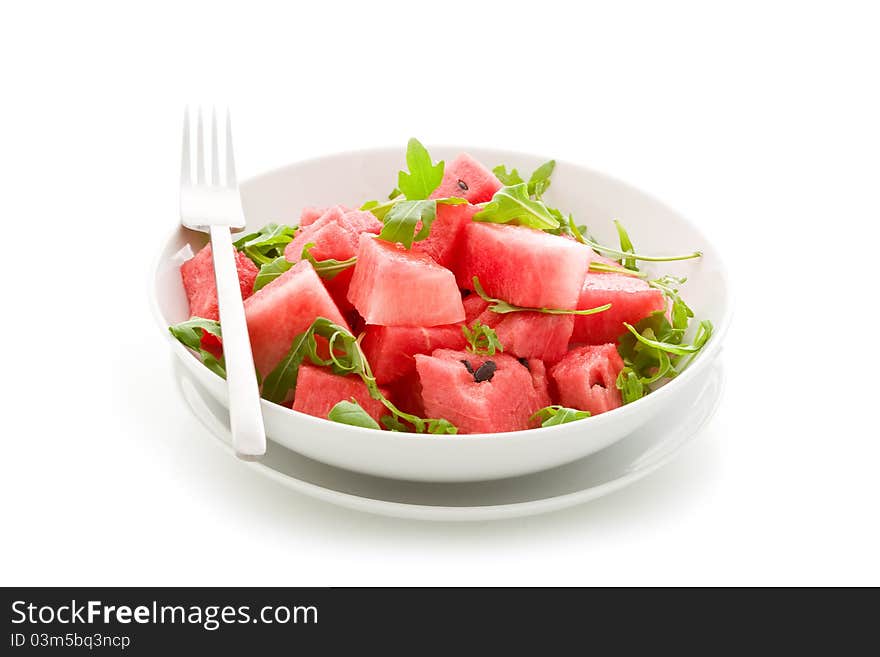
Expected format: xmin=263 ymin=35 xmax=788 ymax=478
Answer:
xmin=150 ymin=143 xmax=733 ymax=444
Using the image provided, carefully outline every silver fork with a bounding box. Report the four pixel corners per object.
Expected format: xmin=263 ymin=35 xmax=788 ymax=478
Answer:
xmin=180 ymin=107 xmax=266 ymax=459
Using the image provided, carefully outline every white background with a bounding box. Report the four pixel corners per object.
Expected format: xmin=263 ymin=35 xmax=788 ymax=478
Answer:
xmin=2 ymin=1 xmax=878 ymax=586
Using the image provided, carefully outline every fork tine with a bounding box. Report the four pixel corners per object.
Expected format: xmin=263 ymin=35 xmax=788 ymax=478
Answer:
xmin=225 ymin=109 xmax=237 ymax=187
xmin=211 ymin=107 xmax=220 ymax=186
xmin=180 ymin=107 xmax=191 ymax=184
xmin=196 ymin=108 xmax=205 ymax=185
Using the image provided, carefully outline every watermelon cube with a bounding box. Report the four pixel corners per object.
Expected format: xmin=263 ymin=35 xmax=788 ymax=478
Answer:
xmin=292 ymin=364 xmax=388 ymax=423
xmin=549 ymin=344 xmax=625 ymax=416
xmin=361 ymin=323 xmax=467 ymax=385
xmin=180 ymin=243 xmax=259 ymax=320
xmin=414 ymin=349 xmax=550 ymax=434
xmin=386 ymin=371 xmax=426 ymax=418
xmin=525 ymin=358 xmax=553 ymax=411
xmin=463 ymin=294 xmax=489 ymax=322
xmin=284 ymin=209 xmax=383 ymax=315
xmin=571 ymin=273 xmax=666 ymax=344
xmin=347 ymin=234 xmax=465 ymax=327
xmin=321 ymin=267 xmax=358 ymax=315
xmin=456 ymin=222 xmax=592 ymax=310
xmin=285 ymin=209 xmax=382 ymax=263
xmin=244 ymin=260 xmax=349 ymax=377
xmin=467 ymin=300 xmax=572 ymax=363
xmin=492 ymin=313 xmax=574 ymax=364
xmin=462 ymin=295 xmax=573 ymax=362
xmin=412 ymin=202 xmax=478 ymax=267
xmin=299 ymin=204 xmax=350 ymax=228
xmin=430 ymin=153 xmax=502 ymax=204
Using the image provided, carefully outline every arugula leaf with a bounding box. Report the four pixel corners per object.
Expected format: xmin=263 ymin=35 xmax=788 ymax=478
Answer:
xmin=650 ymin=275 xmax=693 ymax=331
xmin=676 ymin=320 xmax=714 ymax=370
xmin=589 ymin=261 xmax=648 ymax=277
xmin=301 ymin=243 xmax=357 ymax=280
xmin=378 ymin=200 xmax=437 ymax=248
xmin=618 ymin=312 xmax=681 ymax=361
xmin=169 ymin=317 xmax=221 ymax=348
xmin=376 ymin=197 xmax=466 ymax=248
xmin=426 ymin=418 xmax=458 ymax=434
xmin=492 ymin=160 xmax=555 ymax=198
xmin=614 ymin=219 xmax=638 ymax=271
xmin=360 ymin=197 xmax=399 ymax=221
xmin=569 ymin=217 xmax=702 ymax=264
xmin=252 ymin=243 xmax=357 ymax=292
xmin=559 ymin=213 xmax=586 ymax=242
xmin=253 ymin=255 xmax=293 ymax=291
xmin=397 ymin=138 xmax=444 ymax=200
xmin=261 ymin=317 xmax=457 ymax=433
xmin=381 ymin=414 xmax=409 ymax=432
xmin=233 ymin=223 xmax=297 ymax=266
xmin=472 ymin=277 xmax=610 ymax=317
xmin=232 ymin=228 xmax=267 ymax=251
xmin=473 ymin=183 xmax=560 ymax=230
xmin=564 ymin=214 xmax=701 ymax=266
xmin=614 ymin=298 xmax=713 ymax=405
xmin=261 ymin=327 xmax=315 ymax=403
xmin=616 ymin=368 xmax=645 ymax=405
xmin=622 ymin=321 xmax=710 ymax=356
xmin=462 ymin=321 xmax=504 ymax=356
xmin=379 ymin=411 xmax=455 ymax=434
xmin=328 ymin=399 xmax=381 ymax=430
xmin=531 ymin=405 xmax=591 ymax=427
xmin=527 ymin=160 xmax=555 ymax=198
xmin=492 ymin=164 xmax=524 ymax=186
xmin=168 ymin=317 xmax=226 ymax=378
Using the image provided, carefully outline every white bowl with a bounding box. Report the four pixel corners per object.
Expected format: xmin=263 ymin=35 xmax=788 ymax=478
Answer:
xmin=151 ymin=146 xmax=731 ymax=482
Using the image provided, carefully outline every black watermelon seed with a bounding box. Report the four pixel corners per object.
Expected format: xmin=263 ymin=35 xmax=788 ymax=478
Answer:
xmin=473 ymin=360 xmax=497 ymax=383
xmin=517 ymin=357 xmax=530 ymax=370
xmin=460 ymin=359 xmax=475 ymax=374
xmin=457 ymin=179 xmax=469 ymax=191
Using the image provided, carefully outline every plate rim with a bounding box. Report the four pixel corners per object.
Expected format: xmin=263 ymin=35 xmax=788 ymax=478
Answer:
xmin=176 ymin=358 xmax=725 ymax=521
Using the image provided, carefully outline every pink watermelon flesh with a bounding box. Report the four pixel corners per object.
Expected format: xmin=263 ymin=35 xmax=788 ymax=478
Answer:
xmin=347 ymin=234 xmax=465 ymax=327
xmin=484 ymin=310 xmax=574 ymax=363
xmin=430 ymin=153 xmax=502 ymax=204
xmin=462 ymin=294 xmax=489 ymax=322
xmin=527 ymin=358 xmax=553 ymax=411
xmin=244 ymin=260 xmax=349 ymax=377
xmin=462 ymin=295 xmax=572 ymax=362
xmin=285 ymin=209 xmax=383 ymax=314
xmin=199 ymin=331 xmax=223 ymax=359
xmin=299 ymin=204 xmax=350 ymax=228
xmin=415 ymin=349 xmax=550 ymax=434
xmin=571 ymin=273 xmax=666 ymax=344
xmin=550 ymin=344 xmax=624 ymax=416
xmin=361 ymin=323 xmax=467 ymax=385
xmin=412 ymin=202 xmax=478 ymax=267
xmin=285 ymin=209 xmax=382 ymax=263
xmin=322 ymin=267 xmax=357 ymax=315
xmin=292 ymin=364 xmax=387 ymax=423
xmin=455 ymin=222 xmax=592 ymax=310
xmin=386 ymin=371 xmax=426 ymax=418
xmin=180 ymin=243 xmax=259 ymax=321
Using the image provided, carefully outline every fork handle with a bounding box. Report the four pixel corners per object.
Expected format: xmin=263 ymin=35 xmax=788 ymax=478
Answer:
xmin=209 ymin=225 xmax=267 ymax=459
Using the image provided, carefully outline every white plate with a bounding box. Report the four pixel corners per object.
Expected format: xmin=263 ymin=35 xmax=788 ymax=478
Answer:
xmin=152 ymin=146 xmax=733 ymax=482
xmin=174 ymin=356 xmax=725 ymax=522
